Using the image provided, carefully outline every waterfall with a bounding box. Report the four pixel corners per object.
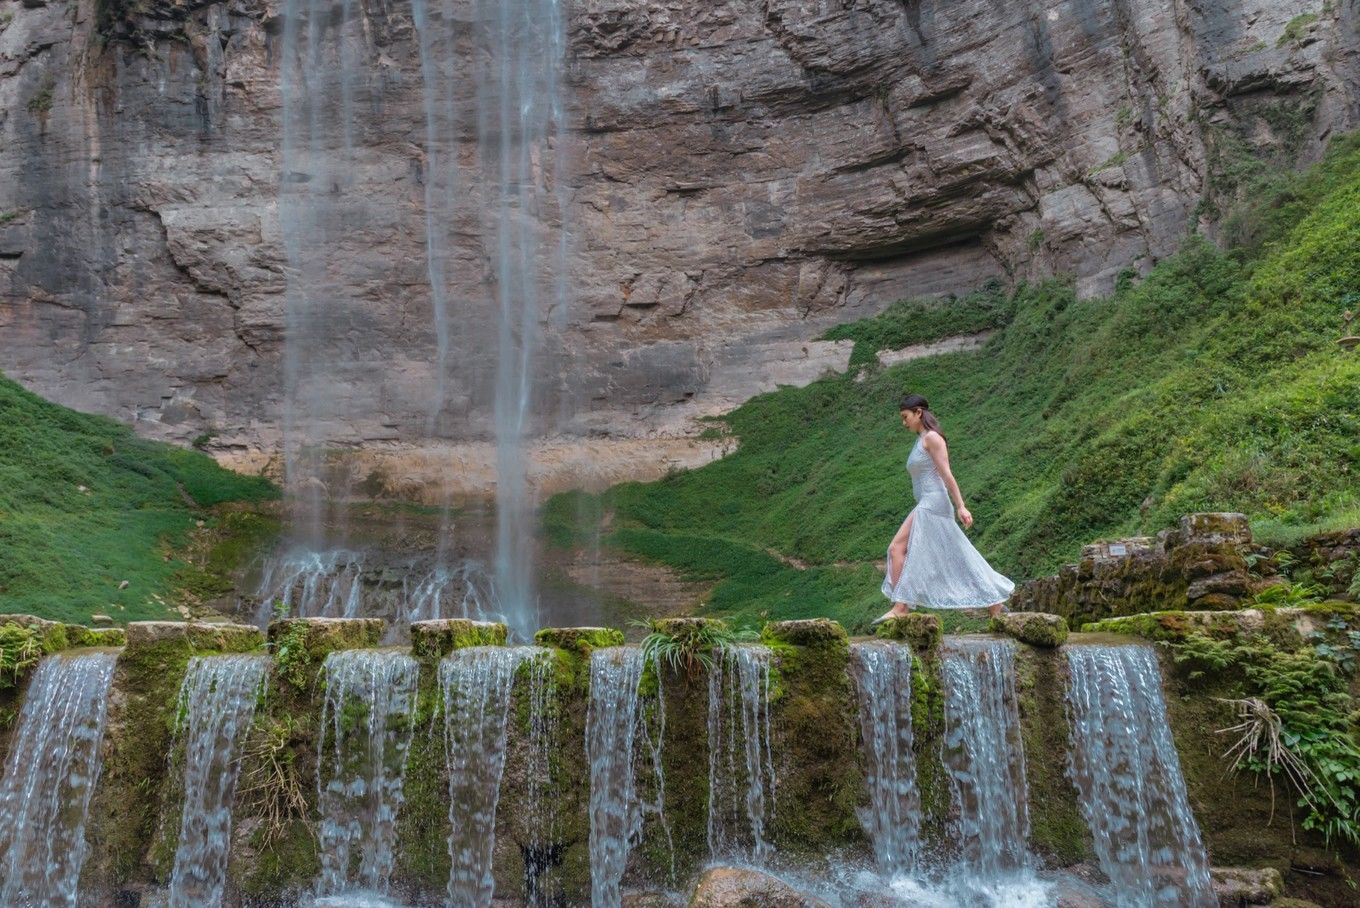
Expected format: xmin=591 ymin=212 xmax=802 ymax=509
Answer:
xmin=316 ymin=650 xmax=420 ymax=896
xmin=0 ymin=653 xmax=117 ymax=907
xmin=253 ymin=549 xmax=365 ymax=625
xmin=475 ymin=0 xmax=572 ymax=642
xmin=523 ymin=651 xmax=561 ymax=905
xmin=1065 ymin=645 xmax=1215 ymax=907
xmin=168 ymin=655 xmax=270 ymax=908
xmin=586 ymin=647 xmax=646 ymax=908
xmin=706 ymin=645 xmax=775 ymax=864
xmin=442 ymin=645 xmax=545 ymax=907
xmin=941 ymin=638 xmax=1030 ymax=875
xmin=850 ymin=642 xmax=920 ymax=876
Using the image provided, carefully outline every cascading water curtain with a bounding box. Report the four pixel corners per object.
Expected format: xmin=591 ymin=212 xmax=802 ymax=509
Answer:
xmin=0 ymin=653 xmax=117 ymax=907
xmin=168 ymin=655 xmax=270 ymax=908
xmin=315 ymin=650 xmax=420 ymax=896
xmin=706 ymin=645 xmax=776 ymax=864
xmin=850 ymin=641 xmax=920 ymax=876
xmin=586 ymin=647 xmax=646 ymax=908
xmin=941 ymin=638 xmax=1031 ymax=876
xmin=1065 ymin=645 xmax=1216 ymax=907
xmin=442 ymin=645 xmax=543 ymax=907
xmin=475 ymin=0 xmax=571 ymax=642
xmin=524 ymin=651 xmax=562 ymax=905
xmin=277 ymin=0 xmax=374 ymax=551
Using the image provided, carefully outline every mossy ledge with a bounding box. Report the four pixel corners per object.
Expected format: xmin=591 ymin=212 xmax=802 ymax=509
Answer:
xmin=990 ymin=612 xmax=1070 ymax=647
xmin=874 ymin=612 xmax=942 ymax=650
xmin=0 ymin=613 xmax=1346 ymax=903
xmin=411 ymin=617 xmax=507 ymax=666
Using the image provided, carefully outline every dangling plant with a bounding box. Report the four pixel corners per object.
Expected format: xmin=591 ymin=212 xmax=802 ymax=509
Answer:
xmin=636 ymin=620 xmax=759 ymax=682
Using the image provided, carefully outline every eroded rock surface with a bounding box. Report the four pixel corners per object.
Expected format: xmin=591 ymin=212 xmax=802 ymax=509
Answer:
xmin=1 ymin=0 xmax=1357 ymax=492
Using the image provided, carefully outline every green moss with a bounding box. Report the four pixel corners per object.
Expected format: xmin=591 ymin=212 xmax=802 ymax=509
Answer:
xmin=1013 ymin=645 xmax=1090 ymax=864
xmin=910 ymin=647 xmax=948 ymax=849
xmin=172 ymin=509 xmax=281 ymax=607
xmin=411 ymin=618 xmax=507 ymax=667
xmin=990 ymin=613 xmax=1070 ymax=647
xmin=821 ymin=280 xmax=1014 ymax=367
xmin=533 ymin=626 xmax=624 ymax=659
xmin=267 ymin=618 xmax=383 ymax=690
xmin=876 ymin=613 xmax=942 ymax=651
xmin=1277 ymin=12 xmax=1319 ymax=47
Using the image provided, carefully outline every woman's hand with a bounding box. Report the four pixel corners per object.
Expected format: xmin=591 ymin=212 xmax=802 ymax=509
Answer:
xmin=957 ymin=505 xmax=973 ymax=529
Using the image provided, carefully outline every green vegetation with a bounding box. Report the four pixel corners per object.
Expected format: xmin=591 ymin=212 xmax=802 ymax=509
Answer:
xmin=822 ymin=280 xmax=1015 ymax=367
xmin=0 ymin=374 xmax=278 ymax=623
xmin=546 ymin=133 xmax=1360 ymax=633
xmin=1170 ymin=625 xmax=1360 ymax=851
xmin=1277 ymin=12 xmax=1320 ymax=48
xmin=638 ymin=617 xmax=757 ymax=681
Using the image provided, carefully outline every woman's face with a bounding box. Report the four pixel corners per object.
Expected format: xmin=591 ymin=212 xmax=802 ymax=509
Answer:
xmin=900 ymin=408 xmax=923 ymax=432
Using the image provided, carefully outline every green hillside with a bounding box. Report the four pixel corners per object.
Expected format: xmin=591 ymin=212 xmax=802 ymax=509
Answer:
xmin=547 ymin=133 xmax=1360 ymax=632
xmin=0 ymin=376 xmax=278 ymax=624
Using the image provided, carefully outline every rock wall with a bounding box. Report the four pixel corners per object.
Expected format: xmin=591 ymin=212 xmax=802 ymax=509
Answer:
xmin=0 ymin=0 xmax=1358 ymax=483
xmin=0 ymin=612 xmax=1356 ymax=905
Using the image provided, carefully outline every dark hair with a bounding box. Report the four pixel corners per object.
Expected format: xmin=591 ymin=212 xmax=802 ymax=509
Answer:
xmin=899 ymin=393 xmax=946 ymax=440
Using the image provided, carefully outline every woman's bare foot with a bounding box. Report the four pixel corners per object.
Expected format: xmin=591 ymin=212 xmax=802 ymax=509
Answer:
xmin=988 ymin=601 xmax=1009 ymax=619
xmin=872 ymin=603 xmax=911 ymax=625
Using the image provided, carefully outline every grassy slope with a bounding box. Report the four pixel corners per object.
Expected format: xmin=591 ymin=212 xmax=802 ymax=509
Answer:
xmin=547 ymin=133 xmax=1360 ymax=632
xmin=0 ymin=376 xmax=278 ymax=623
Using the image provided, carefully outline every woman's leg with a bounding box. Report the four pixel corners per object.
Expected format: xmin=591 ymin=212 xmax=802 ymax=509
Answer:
xmin=885 ymin=512 xmax=915 ymax=617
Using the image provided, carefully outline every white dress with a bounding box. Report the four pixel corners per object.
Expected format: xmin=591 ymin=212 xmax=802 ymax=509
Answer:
xmin=881 ymin=434 xmax=1015 ymax=609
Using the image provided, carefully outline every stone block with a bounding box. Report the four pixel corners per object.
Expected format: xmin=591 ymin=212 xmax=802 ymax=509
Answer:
xmin=990 ymin=612 xmax=1070 ymax=647
xmin=410 ymin=618 xmax=506 ymax=663
xmin=533 ymin=626 xmax=625 ymax=655
xmin=762 ymin=617 xmax=847 ymax=646
xmin=874 ymin=612 xmax=942 ymax=650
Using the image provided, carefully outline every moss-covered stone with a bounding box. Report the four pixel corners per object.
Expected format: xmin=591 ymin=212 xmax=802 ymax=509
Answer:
xmin=80 ymin=620 xmax=265 ymax=895
xmin=762 ymin=618 xmax=848 ymax=646
xmin=1012 ymin=644 xmax=1090 ymax=865
xmin=909 ymin=645 xmax=948 ymax=851
xmin=990 ymin=612 xmax=1069 ymax=647
xmin=410 ymin=618 xmax=507 ymax=667
xmin=763 ymin=620 xmax=864 ymax=858
xmin=534 ymin=626 xmax=624 ymax=658
xmin=267 ymin=617 xmax=383 ymax=689
xmin=874 ymin=613 xmax=942 ymax=650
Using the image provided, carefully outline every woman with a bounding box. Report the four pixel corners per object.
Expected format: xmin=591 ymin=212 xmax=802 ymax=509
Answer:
xmin=875 ymin=393 xmax=1014 ymax=623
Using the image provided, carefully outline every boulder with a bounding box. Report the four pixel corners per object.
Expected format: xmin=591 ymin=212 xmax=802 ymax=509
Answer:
xmin=875 ymin=613 xmax=941 ymax=650
xmin=533 ymin=626 xmax=625 ymax=655
xmin=763 ymin=618 xmax=847 ymax=646
xmin=689 ymin=867 xmax=830 ymax=908
xmin=1210 ymin=866 xmax=1283 ymax=905
xmin=991 ymin=611 xmax=1070 ymax=647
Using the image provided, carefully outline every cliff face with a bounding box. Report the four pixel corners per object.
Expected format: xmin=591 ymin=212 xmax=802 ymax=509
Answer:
xmin=0 ymin=0 xmax=1356 ymax=483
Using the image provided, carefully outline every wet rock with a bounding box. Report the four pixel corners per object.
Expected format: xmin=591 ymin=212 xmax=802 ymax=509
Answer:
xmin=410 ymin=618 xmax=506 ymax=663
xmin=991 ymin=611 xmax=1069 ymax=647
xmin=689 ymin=867 xmax=831 ymax=908
xmin=762 ymin=617 xmax=847 ymax=646
xmin=875 ymin=612 xmax=941 ymax=650
xmin=128 ymin=620 xmax=264 ymax=650
xmin=1210 ymin=865 xmax=1283 ymax=904
xmin=533 ymin=626 xmax=625 ymax=655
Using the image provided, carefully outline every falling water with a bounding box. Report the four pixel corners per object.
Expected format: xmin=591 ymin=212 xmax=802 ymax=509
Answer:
xmin=316 ymin=650 xmax=420 ymax=896
xmin=277 ymin=0 xmax=375 ymax=548
xmin=850 ymin=642 xmax=920 ymax=876
xmin=1065 ymin=645 xmax=1215 ymax=907
xmin=475 ymin=0 xmax=572 ymax=642
xmin=168 ymin=655 xmax=270 ymax=908
xmin=253 ymin=550 xmax=507 ymax=631
xmin=442 ymin=645 xmax=544 ymax=907
xmin=940 ymin=638 xmax=1030 ymax=875
xmin=0 ymin=653 xmax=117 ymax=907
xmin=706 ymin=645 xmax=775 ymax=864
xmin=586 ymin=647 xmax=646 ymax=908
xmin=523 ymin=652 xmax=561 ymax=905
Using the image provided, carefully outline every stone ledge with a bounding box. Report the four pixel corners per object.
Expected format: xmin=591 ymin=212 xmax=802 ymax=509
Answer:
xmin=266 ymin=617 xmax=383 ymax=650
xmin=125 ymin=620 xmax=263 ymax=651
xmin=990 ymin=612 xmax=1069 ymax=648
xmin=411 ymin=618 xmax=507 ymax=663
xmin=533 ymin=626 xmax=625 ymax=655
xmin=762 ymin=617 xmax=847 ymax=646
xmin=874 ymin=613 xmax=942 ymax=650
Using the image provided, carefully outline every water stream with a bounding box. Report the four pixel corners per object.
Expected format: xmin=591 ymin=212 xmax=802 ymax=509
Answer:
xmin=316 ymin=650 xmax=420 ymax=896
xmin=442 ymin=645 xmax=545 ymax=907
xmin=0 ymin=653 xmax=117 ymax=907
xmin=706 ymin=644 xmax=776 ymax=864
xmin=849 ymin=641 xmax=920 ymax=876
xmin=168 ymin=654 xmax=270 ymax=908
xmin=1065 ymin=644 xmax=1215 ymax=907
xmin=585 ymin=647 xmax=646 ymax=908
xmin=940 ymin=638 xmax=1031 ymax=875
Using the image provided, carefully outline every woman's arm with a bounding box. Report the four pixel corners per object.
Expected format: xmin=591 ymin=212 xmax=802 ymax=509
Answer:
xmin=922 ymin=431 xmax=973 ymax=528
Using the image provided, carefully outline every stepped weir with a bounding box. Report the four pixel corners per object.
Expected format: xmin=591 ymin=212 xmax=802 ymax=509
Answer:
xmin=0 ymin=613 xmax=1339 ymax=906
